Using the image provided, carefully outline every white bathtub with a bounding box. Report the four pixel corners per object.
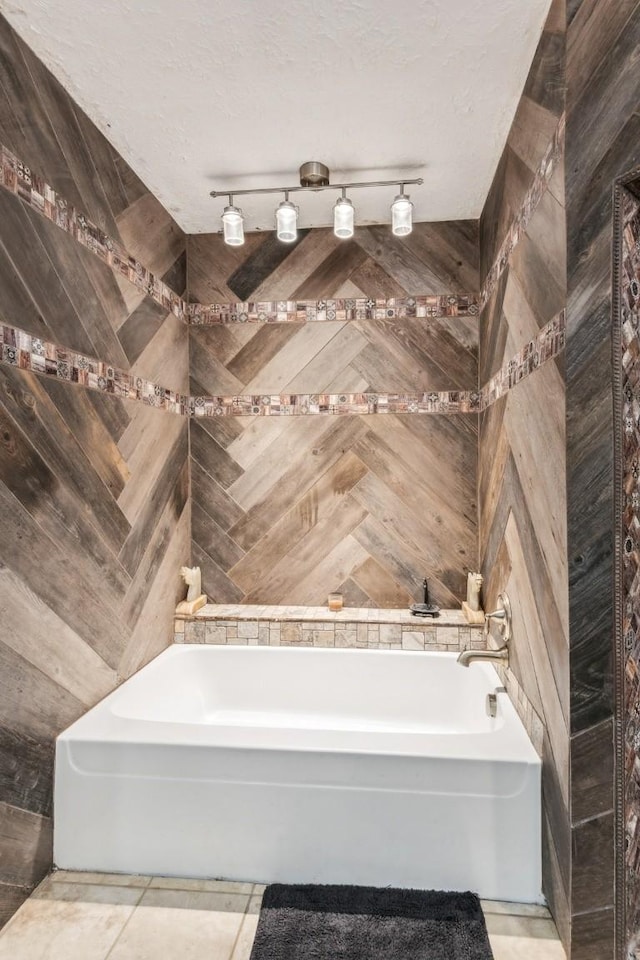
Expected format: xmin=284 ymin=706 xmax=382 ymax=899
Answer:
xmin=54 ymin=645 xmax=542 ymax=902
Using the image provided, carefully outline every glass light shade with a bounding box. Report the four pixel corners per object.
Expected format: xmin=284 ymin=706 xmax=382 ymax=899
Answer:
xmin=334 ymin=197 xmax=355 ymax=239
xmin=222 ymin=205 xmax=244 ymax=246
xmin=276 ymin=200 xmax=298 ymax=242
xmin=391 ymin=194 xmax=413 ymax=236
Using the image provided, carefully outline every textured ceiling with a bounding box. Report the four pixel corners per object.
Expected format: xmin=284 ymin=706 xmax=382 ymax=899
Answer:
xmin=0 ymin=0 xmax=552 ymax=233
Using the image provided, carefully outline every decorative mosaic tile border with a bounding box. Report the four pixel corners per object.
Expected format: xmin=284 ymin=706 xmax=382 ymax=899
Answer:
xmin=0 ymin=321 xmax=477 ymax=418
xmin=0 ymin=144 xmax=187 ymax=321
xmin=480 ymin=114 xmax=565 ymax=309
xmin=174 ymin=614 xmax=484 ymax=651
xmin=190 ymin=390 xmax=479 ymax=418
xmin=0 ymin=322 xmax=189 ymax=414
xmin=1 ymin=313 xmax=566 ymax=418
xmin=479 ymin=310 xmax=566 ymax=410
xmin=617 ymin=186 xmax=640 ymax=947
xmin=1 ymin=315 xmax=567 ymax=419
xmin=188 ymin=295 xmax=479 ymax=324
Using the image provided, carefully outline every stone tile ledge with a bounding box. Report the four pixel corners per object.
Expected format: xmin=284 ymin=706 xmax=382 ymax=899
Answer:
xmin=174 ymin=605 xmax=485 ymax=653
xmin=177 ymin=603 xmax=479 ymax=626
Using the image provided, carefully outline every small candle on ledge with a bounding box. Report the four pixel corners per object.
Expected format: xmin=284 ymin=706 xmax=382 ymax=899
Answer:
xmin=328 ymin=593 xmax=343 ymax=611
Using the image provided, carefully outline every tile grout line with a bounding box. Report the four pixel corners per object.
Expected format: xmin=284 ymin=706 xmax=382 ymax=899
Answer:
xmin=570 ymin=903 xmax=615 ymax=918
xmin=101 ymin=876 xmax=152 ymax=960
xmin=481 ymin=901 xmax=551 ymax=919
xmin=227 ymin=883 xmax=259 ymax=960
xmin=95 ymin=877 xmax=258 ymax=960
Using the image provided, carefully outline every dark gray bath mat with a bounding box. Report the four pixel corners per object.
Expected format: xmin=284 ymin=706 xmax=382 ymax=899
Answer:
xmin=249 ymin=883 xmax=494 ymax=959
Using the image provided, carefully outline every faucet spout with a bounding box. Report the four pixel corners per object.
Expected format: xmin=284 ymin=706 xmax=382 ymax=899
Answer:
xmin=456 ymin=647 xmax=509 ymax=668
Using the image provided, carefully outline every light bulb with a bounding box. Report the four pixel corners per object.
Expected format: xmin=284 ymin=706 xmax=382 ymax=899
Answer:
xmin=222 ymin=204 xmax=244 ymax=246
xmin=391 ymin=194 xmax=413 ymax=236
xmin=334 ymin=197 xmax=354 ymax=239
xmin=276 ymin=200 xmax=298 ymax=243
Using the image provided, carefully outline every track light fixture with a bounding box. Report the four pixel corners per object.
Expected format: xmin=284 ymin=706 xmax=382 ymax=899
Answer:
xmin=334 ymin=190 xmax=354 ymax=239
xmin=211 ymin=162 xmax=422 ymax=246
xmin=221 ymin=199 xmax=244 ymax=246
xmin=391 ymin=187 xmax=413 ymax=237
xmin=275 ymin=194 xmax=298 ymax=243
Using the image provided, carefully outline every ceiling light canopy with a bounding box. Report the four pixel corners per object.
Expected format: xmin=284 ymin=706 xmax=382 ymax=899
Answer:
xmin=211 ymin=162 xmax=422 ymax=246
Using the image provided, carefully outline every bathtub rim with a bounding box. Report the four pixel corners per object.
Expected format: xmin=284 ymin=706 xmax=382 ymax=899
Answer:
xmin=56 ymin=645 xmax=542 ymax=767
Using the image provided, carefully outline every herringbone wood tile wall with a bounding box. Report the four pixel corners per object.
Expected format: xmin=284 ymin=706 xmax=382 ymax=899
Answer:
xmin=188 ymin=223 xmax=480 ymax=609
xmin=479 ymin=0 xmax=569 ymax=947
xmin=0 ymin=15 xmax=190 ymax=923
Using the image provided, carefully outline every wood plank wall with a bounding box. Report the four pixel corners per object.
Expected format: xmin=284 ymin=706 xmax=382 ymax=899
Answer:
xmin=478 ymin=0 xmax=570 ymax=949
xmin=567 ymin=2 xmax=640 ymax=957
xmin=0 ymin=15 xmax=190 ymax=923
xmin=187 ymin=223 xmax=479 ymax=609
xmin=9 ymin=3 xmax=627 ymax=949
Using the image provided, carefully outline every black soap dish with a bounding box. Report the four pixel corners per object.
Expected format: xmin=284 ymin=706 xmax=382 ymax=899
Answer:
xmin=410 ymin=578 xmax=440 ymax=618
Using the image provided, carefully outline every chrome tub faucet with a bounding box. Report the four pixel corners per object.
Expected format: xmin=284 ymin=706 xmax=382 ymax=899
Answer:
xmin=457 ymin=593 xmax=511 ymax=667
xmin=457 ymin=646 xmax=508 ymax=667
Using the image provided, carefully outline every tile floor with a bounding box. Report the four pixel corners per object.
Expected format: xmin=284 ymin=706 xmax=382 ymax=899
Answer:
xmin=0 ymin=870 xmax=567 ymax=960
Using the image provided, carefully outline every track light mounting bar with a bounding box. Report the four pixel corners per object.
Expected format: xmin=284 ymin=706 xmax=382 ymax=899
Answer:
xmin=210 ymin=177 xmax=423 ymax=200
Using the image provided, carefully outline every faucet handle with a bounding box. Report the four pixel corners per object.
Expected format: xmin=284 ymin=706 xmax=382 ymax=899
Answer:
xmin=483 ymin=593 xmax=512 ymax=644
